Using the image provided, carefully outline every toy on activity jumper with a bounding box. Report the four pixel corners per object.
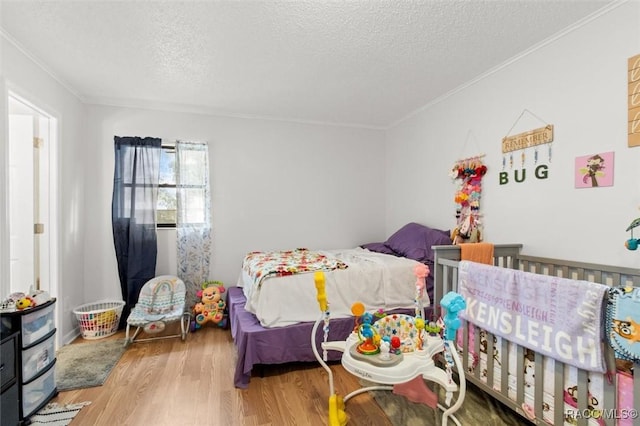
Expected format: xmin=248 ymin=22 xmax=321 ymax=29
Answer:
xmin=313 ymin=271 xmax=348 ymax=426
xmin=354 ymin=311 xmax=380 ymax=354
xmin=441 ymin=292 xmax=467 ymax=341
xmin=192 ymin=280 xmax=227 ymax=330
xmin=350 ymin=305 xmax=403 ymax=359
xmin=413 ymin=262 xmax=430 ymax=350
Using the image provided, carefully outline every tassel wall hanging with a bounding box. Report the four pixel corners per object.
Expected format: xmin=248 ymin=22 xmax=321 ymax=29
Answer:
xmin=449 ymin=155 xmax=487 ymax=244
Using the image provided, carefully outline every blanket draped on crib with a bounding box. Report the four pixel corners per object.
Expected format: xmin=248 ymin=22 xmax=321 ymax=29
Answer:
xmin=458 ymin=260 xmax=609 ymax=373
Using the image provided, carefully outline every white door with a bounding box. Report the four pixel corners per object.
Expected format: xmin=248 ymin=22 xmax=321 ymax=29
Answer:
xmin=8 ymin=94 xmax=54 ymax=298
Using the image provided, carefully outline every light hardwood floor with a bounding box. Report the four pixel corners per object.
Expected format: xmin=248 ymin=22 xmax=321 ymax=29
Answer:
xmin=54 ymin=325 xmax=392 ymax=426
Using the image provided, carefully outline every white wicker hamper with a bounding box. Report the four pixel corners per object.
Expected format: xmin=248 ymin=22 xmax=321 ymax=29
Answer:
xmin=73 ymin=300 xmax=125 ymax=340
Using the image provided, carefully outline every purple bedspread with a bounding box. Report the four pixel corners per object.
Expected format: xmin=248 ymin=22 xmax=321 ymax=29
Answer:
xmin=228 ymin=287 xmax=428 ymax=389
xmin=228 ymin=286 xmax=356 ymax=388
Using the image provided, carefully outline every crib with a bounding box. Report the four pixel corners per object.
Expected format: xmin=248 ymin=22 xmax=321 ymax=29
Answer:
xmin=432 ymin=244 xmax=640 ymax=426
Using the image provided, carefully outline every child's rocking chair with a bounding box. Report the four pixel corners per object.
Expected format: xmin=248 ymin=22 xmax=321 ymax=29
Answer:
xmin=124 ymin=275 xmax=191 ymax=346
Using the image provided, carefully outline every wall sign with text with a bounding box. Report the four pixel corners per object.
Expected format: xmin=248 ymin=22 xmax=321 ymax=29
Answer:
xmin=629 ymin=54 xmax=640 ymax=147
xmin=499 ymin=125 xmax=554 ymax=185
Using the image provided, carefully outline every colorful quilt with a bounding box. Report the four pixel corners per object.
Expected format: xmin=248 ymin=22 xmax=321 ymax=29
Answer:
xmin=243 ymin=248 xmax=348 ymax=288
xmin=606 ymin=285 xmax=640 ymax=363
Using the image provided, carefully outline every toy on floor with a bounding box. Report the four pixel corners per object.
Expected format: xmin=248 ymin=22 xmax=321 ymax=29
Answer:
xmin=192 ymin=280 xmax=227 ymax=330
xmin=311 ymin=269 xmax=467 ymax=426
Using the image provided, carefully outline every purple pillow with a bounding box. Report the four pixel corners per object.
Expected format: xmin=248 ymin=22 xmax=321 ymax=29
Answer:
xmin=383 ymin=222 xmax=452 ymax=262
xmin=360 ymin=242 xmax=398 ymax=256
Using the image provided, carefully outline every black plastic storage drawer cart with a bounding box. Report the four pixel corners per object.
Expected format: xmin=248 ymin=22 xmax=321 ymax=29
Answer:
xmin=0 ymin=299 xmax=58 ymax=425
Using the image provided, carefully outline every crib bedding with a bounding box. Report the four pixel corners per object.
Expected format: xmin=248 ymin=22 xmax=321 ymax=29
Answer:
xmin=459 ymin=328 xmax=622 ymax=426
xmin=433 ymin=244 xmax=640 ymax=426
xmin=238 ymin=247 xmax=427 ymax=328
xmin=464 ymin=331 xmax=636 ymax=426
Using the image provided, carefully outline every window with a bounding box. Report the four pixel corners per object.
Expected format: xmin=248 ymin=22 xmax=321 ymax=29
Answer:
xmin=157 ymin=141 xmax=209 ymax=228
xmin=175 ymin=141 xmax=209 ymax=226
xmin=157 ymin=144 xmax=177 ymax=227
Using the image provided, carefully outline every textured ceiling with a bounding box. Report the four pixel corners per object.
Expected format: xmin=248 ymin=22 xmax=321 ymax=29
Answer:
xmin=0 ymin=1 xmax=615 ymax=128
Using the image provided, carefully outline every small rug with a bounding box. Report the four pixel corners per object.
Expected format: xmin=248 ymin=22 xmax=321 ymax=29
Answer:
xmin=56 ymin=339 xmax=126 ymax=391
xmin=29 ymin=401 xmax=91 ymax=426
xmin=366 ymin=380 xmax=530 ymax=425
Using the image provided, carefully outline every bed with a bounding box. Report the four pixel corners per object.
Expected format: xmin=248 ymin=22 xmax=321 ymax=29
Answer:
xmin=239 ymin=247 xmax=425 ymax=327
xmin=229 ymin=222 xmax=452 ymax=388
xmin=432 ymin=243 xmax=640 ymax=426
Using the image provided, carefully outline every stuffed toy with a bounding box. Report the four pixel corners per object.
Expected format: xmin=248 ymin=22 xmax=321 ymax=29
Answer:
xmin=193 ymin=281 xmax=227 ymax=329
xmin=6 ymin=289 xmax=51 ymax=311
xmin=16 ymin=296 xmax=35 ymax=310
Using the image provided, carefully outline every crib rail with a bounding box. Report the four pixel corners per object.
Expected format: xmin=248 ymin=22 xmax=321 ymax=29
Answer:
xmin=432 ymin=244 xmax=640 ymax=426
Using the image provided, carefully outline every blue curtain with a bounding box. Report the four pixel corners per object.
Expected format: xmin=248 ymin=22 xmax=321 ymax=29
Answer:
xmin=112 ymin=136 xmax=161 ymax=327
xmin=175 ymin=140 xmax=212 ymax=309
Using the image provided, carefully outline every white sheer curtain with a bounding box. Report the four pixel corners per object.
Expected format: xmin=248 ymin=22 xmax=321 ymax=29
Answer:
xmin=175 ymin=140 xmax=211 ymax=309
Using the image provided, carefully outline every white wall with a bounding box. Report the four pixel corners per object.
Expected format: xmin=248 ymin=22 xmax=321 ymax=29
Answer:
xmin=1 ymin=34 xmax=87 ymax=345
xmin=385 ymin=2 xmax=640 ymax=268
xmin=83 ymin=105 xmax=387 ymax=301
xmin=0 ymin=80 xmax=7 ymax=315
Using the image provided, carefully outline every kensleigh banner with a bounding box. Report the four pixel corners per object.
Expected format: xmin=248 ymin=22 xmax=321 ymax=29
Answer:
xmin=457 ymin=260 xmax=608 ymax=373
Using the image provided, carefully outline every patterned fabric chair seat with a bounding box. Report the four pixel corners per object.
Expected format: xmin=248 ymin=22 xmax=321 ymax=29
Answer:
xmin=124 ymin=275 xmax=191 ymax=345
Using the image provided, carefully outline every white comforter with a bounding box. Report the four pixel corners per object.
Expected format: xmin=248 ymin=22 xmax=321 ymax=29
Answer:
xmin=237 ymin=247 xmax=428 ymax=327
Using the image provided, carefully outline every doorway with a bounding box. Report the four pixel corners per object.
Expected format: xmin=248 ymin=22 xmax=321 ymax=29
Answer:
xmin=7 ymin=93 xmax=58 ymax=304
